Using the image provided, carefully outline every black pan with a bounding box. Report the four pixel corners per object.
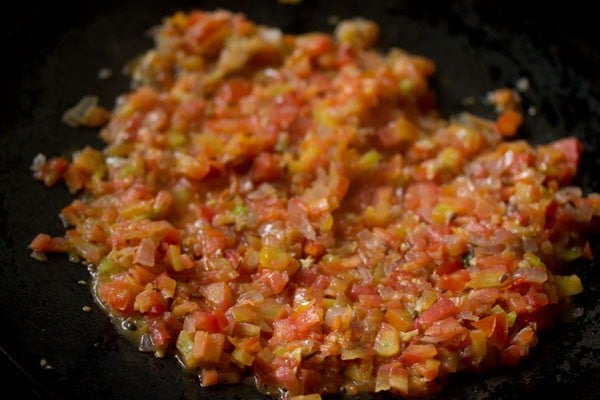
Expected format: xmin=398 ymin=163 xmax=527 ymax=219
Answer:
xmin=1 ymin=1 xmax=599 ymax=399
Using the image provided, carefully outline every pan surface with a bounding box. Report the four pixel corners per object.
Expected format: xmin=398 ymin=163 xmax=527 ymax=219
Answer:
xmin=1 ymin=1 xmax=599 ymax=399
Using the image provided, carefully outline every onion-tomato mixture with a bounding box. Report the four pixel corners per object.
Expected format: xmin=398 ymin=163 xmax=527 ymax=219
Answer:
xmin=30 ymin=9 xmax=600 ymax=399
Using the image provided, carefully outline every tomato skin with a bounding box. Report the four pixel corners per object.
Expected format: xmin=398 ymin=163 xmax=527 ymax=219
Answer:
xmin=416 ymin=296 xmax=457 ymax=330
xmin=423 ymin=317 xmax=467 ymax=343
xmin=147 ymin=316 xmax=172 ymax=349
xmin=184 ymin=311 xmax=221 ymax=333
xmin=349 ymin=283 xmax=379 ymax=301
xmin=438 ymin=270 xmax=470 ymax=292
xmin=401 ymin=344 xmax=437 ymax=365
xmin=471 ymin=313 xmax=508 ymax=349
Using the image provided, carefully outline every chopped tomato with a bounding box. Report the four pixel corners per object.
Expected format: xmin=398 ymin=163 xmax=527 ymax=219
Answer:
xmin=401 ymin=344 xmax=437 ymax=365
xmin=416 ymin=296 xmax=457 ymax=330
xmin=29 ymin=233 xmax=70 ymax=253
xmin=471 ymin=313 xmax=508 ymax=349
xmin=134 ymin=288 xmax=168 ymax=315
xmin=183 ymin=311 xmax=221 ymax=333
xmin=552 ymin=137 xmax=582 ymax=181
xmin=193 ymin=330 xmax=225 ymax=363
xmin=495 ymin=109 xmax=523 ymax=137
xmin=97 ymin=274 xmax=143 ymax=314
xmin=31 ymin=156 xmax=69 ymax=186
xmin=200 ymin=368 xmax=219 ymax=387
xmin=423 ymin=317 xmax=467 ymax=343
xmin=251 ymin=152 xmax=283 ymax=182
xmin=201 ymin=282 xmax=233 ymax=311
xmin=147 ymin=316 xmax=171 ymax=349
xmin=215 ymin=78 xmax=253 ymax=106
xmin=438 ymin=269 xmax=470 ymax=292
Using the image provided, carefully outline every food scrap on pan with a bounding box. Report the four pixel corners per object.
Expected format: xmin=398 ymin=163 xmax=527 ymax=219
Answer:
xmin=30 ymin=9 xmax=600 ymax=399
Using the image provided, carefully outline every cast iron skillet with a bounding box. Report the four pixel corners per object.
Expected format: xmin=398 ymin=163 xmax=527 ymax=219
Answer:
xmin=1 ymin=1 xmax=599 ymax=399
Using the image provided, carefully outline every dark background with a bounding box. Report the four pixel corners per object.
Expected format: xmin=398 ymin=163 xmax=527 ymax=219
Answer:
xmin=2 ymin=1 xmax=600 ymax=399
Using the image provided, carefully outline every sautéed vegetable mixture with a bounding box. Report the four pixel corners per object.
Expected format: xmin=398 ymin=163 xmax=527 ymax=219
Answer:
xmin=30 ymin=10 xmax=600 ymax=399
